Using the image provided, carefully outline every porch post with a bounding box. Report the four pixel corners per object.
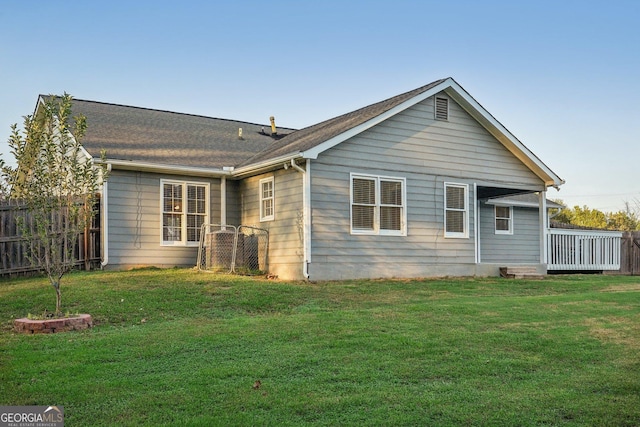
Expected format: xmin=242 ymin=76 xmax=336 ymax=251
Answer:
xmin=539 ymin=191 xmax=548 ymax=265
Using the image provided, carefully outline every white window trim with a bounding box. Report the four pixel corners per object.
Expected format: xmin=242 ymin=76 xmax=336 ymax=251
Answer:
xmin=350 ymin=173 xmax=407 ymax=236
xmin=494 ymin=205 xmax=514 ymax=235
xmin=160 ymin=179 xmax=210 ymax=246
xmin=444 ymin=182 xmax=469 ymax=239
xmin=259 ymin=176 xmax=275 ymax=222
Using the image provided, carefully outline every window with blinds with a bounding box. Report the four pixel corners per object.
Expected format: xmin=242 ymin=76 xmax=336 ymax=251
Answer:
xmin=161 ymin=180 xmax=209 ymax=245
xmin=351 ymin=174 xmax=405 ymax=235
xmin=444 ymin=183 xmax=468 ymax=238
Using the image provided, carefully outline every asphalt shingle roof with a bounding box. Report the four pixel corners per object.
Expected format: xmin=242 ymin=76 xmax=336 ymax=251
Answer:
xmin=66 ymin=99 xmax=295 ymax=170
xmin=51 ymin=78 xmax=453 ymax=171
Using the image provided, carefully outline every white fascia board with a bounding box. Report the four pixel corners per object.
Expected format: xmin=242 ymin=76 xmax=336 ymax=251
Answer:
xmin=488 ymin=200 xmax=542 ymax=208
xmin=443 ymin=81 xmax=565 ymax=188
xmin=486 ymin=199 xmax=563 ymax=209
xmin=301 ymin=79 xmax=455 ymax=159
xmin=79 ymin=145 xmax=93 ymax=161
xmin=98 ymin=159 xmax=231 ymax=178
xmin=231 ymin=152 xmax=303 ymax=178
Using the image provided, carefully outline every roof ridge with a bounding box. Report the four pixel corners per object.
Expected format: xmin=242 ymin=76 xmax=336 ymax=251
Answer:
xmin=39 ymin=94 xmax=297 ymax=131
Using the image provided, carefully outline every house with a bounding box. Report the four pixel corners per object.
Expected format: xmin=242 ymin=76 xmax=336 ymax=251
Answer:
xmin=40 ymin=77 xmax=570 ymax=280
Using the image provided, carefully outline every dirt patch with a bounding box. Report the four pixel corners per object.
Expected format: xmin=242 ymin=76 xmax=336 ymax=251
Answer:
xmin=585 ymin=317 xmax=640 ymax=349
xmin=600 ymin=283 xmax=640 ymax=293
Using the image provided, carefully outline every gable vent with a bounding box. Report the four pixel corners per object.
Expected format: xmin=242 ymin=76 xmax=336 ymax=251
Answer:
xmin=435 ymin=96 xmax=449 ymax=121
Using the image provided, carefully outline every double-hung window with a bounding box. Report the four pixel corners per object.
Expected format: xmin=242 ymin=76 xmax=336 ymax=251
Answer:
xmin=495 ymin=205 xmax=513 ymax=234
xmin=351 ymin=173 xmax=406 ymax=236
xmin=444 ymin=182 xmax=468 ymax=238
xmin=260 ymin=177 xmax=275 ymax=221
xmin=161 ymin=180 xmax=209 ymax=245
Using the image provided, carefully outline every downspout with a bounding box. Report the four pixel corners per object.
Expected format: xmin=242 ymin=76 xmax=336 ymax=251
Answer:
xmin=549 ymin=205 xmax=564 ymax=220
xmin=100 ymin=163 xmax=112 ymax=268
xmin=288 ymin=159 xmax=311 ymax=280
xmin=474 ymin=183 xmax=480 ymax=264
xmin=220 ymin=176 xmax=227 ymax=228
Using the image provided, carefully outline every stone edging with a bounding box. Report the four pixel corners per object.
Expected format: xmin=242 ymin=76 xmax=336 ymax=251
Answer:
xmin=14 ymin=314 xmax=93 ymax=334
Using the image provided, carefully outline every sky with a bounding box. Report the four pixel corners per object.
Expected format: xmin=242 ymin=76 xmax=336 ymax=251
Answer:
xmin=1 ymin=0 xmax=639 ymax=213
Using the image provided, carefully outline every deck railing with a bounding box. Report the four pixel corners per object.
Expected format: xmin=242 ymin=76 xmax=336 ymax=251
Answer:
xmin=547 ymin=228 xmax=623 ymax=271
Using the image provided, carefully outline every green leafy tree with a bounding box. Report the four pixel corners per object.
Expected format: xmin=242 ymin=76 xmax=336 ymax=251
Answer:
xmin=607 ymin=203 xmax=640 ymax=231
xmin=0 ymin=94 xmax=107 ymax=315
xmin=552 ymin=199 xmax=639 ymax=231
xmin=571 ymin=205 xmax=608 ymax=229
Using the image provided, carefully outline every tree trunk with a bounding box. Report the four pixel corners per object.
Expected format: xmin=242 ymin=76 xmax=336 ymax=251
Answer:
xmin=53 ymin=281 xmax=61 ymax=316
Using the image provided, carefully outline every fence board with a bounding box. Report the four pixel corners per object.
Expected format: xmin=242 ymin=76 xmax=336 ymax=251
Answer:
xmin=619 ymin=231 xmax=640 ymax=275
xmin=0 ymin=199 xmax=101 ymax=277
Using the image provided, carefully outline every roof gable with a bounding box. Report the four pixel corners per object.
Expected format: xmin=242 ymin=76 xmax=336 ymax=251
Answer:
xmin=237 ymin=78 xmax=448 ymax=168
xmin=236 ymin=78 xmax=564 ymax=188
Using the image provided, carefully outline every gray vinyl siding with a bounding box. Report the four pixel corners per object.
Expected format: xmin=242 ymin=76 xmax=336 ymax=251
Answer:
xmin=239 ymin=168 xmax=304 ymax=278
xmin=225 ymin=179 xmax=241 ymax=226
xmin=307 ymin=93 xmax=544 ymax=280
xmin=479 ymin=203 xmax=541 ymax=263
xmin=331 ymin=94 xmax=543 ymax=188
xmin=105 ymin=170 xmax=221 ymax=268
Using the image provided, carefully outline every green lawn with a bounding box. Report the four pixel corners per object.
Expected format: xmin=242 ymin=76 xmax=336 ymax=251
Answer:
xmin=0 ymin=269 xmax=639 ymax=426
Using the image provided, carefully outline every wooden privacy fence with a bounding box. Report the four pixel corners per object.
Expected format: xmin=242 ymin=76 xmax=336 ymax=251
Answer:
xmin=619 ymin=231 xmax=640 ymax=275
xmin=0 ymin=199 xmax=101 ymax=277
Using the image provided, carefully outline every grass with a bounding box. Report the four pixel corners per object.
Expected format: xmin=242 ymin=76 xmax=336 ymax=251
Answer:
xmin=0 ymin=269 xmax=639 ymax=426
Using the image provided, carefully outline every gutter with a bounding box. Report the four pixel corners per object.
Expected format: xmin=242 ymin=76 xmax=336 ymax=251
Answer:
xmin=233 ymin=153 xmax=303 ymax=178
xmin=96 ymin=159 xmax=232 ymax=178
xmin=287 ymin=159 xmax=311 ymax=280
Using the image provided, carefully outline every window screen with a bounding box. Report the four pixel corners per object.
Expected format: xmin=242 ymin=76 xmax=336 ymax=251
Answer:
xmin=352 ymin=177 xmax=376 ymax=230
xmin=445 ymin=183 xmax=468 ymax=237
xmin=161 ymin=180 xmax=208 ymax=245
xmin=351 ymin=175 xmax=405 ymax=235
xmin=495 ymin=206 xmax=512 ymax=234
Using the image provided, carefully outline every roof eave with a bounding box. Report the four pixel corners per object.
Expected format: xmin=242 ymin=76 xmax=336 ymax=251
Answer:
xmin=98 ymin=158 xmax=231 ymax=178
xmin=486 ymin=200 xmax=564 ymax=209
